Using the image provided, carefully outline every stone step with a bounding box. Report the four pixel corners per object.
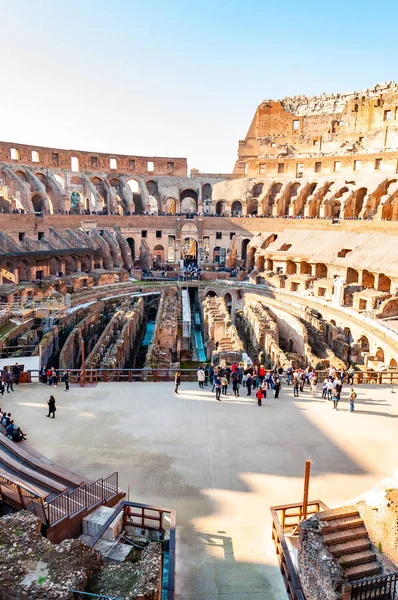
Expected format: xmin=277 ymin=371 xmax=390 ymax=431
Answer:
xmin=319 ymin=516 xmax=364 ymax=533
xmin=345 ymin=561 xmax=382 ymax=581
xmin=323 ymin=526 xmax=368 ymax=545
xmin=328 ymin=538 xmax=371 ymax=557
xmin=315 ymin=505 xmax=359 ymax=521
xmin=338 ymin=549 xmax=376 ymax=568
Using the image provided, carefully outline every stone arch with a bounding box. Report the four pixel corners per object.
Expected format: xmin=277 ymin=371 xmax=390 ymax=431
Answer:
xmin=0 ymin=196 xmax=11 ymax=213
xmin=266 ymin=258 xmax=274 ymax=271
xmin=315 ymin=263 xmax=328 ymax=279
xmin=284 ymin=182 xmax=300 ymax=215
xmin=180 ymin=189 xmax=198 ymax=213
xmin=215 ymin=200 xmax=225 ymax=215
xmin=266 ymin=183 xmax=283 ymax=215
xmin=358 ymin=335 xmax=370 ymax=352
xmin=126 ymin=178 xmax=143 ymax=212
xmin=81 ymin=255 xmax=92 ymax=272
xmin=146 ymin=181 xmax=160 ymax=212
xmin=224 ymin=293 xmax=232 ymax=312
xmin=241 ymin=239 xmax=250 ymax=261
xmin=389 ymin=358 xmax=397 ymax=368
xmin=286 ymin=260 xmax=297 ymax=275
xmin=205 ymin=290 xmax=218 ymax=297
xmin=18 ymin=260 xmax=30 ymax=282
xmin=153 ymin=244 xmax=165 ymax=263
xmin=247 ymin=247 xmax=256 ymax=270
xmin=202 ymin=183 xmax=212 ymax=200
xmin=165 ymin=197 xmax=176 ymax=214
xmin=382 ymin=192 xmax=398 ymax=220
xmin=346 ymin=267 xmax=359 ymax=284
xmin=362 ymin=270 xmax=375 ymax=288
xmin=377 ymin=273 xmax=391 ymax=293
xmin=231 ymin=200 xmax=242 ymax=216
xmin=14 ymin=170 xmax=28 ymax=182
xmin=252 ymin=183 xmax=264 ymax=198
xmin=344 ymin=188 xmax=367 ymax=219
xmin=126 ymin=237 xmax=135 ymax=261
xmin=49 ymin=256 xmax=61 ymax=276
xmin=91 ymin=177 xmax=108 ymax=211
xmin=65 ymin=255 xmax=78 ymax=275
xmin=300 ymin=261 xmax=312 ymax=275
xmin=181 ymin=237 xmax=197 ymax=263
xmin=31 ymin=192 xmax=47 ymax=213
xmin=375 ymin=347 xmax=385 ymax=362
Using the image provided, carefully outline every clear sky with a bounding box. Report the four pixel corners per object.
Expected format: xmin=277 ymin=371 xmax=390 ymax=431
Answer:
xmin=2 ymin=0 xmax=398 ymax=173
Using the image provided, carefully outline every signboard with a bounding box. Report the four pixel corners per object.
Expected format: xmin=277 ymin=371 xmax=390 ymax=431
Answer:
xmin=1 ymin=269 xmax=16 ymax=283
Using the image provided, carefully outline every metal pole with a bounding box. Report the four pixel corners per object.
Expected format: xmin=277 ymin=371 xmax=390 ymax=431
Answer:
xmin=302 ymin=459 xmax=311 ymax=520
xmin=80 ymin=338 xmax=85 ymax=387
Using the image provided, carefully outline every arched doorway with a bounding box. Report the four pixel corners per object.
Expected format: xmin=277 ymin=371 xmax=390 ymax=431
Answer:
xmin=31 ymin=193 xmax=46 ymax=213
xmin=165 ymin=197 xmax=176 ymax=214
xmin=241 ymin=239 xmax=250 ymax=261
xmin=127 ymin=179 xmax=143 ymax=212
xmin=231 ymin=200 xmax=242 ymax=216
xmin=180 ymin=189 xmax=198 ymax=214
xmin=215 ymin=200 xmax=225 ymax=216
xmin=213 ymin=246 xmax=221 ymax=263
xmin=181 ymin=237 xmax=197 ymax=266
xmin=154 ymin=244 xmax=165 ymax=263
xmin=70 ymin=192 xmax=82 ymax=213
xmin=375 ymin=348 xmax=385 ymax=362
xmin=126 ymin=237 xmax=135 ymax=261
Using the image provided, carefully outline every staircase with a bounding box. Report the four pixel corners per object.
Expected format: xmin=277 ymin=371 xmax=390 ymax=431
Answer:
xmin=315 ymin=506 xmax=382 ymax=582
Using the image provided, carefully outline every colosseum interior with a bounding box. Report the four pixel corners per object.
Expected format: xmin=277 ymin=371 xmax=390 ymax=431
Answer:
xmin=1 ymin=80 xmax=398 ymax=600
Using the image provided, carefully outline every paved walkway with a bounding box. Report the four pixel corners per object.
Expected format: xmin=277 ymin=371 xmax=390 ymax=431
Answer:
xmin=6 ymin=380 xmax=398 ymax=599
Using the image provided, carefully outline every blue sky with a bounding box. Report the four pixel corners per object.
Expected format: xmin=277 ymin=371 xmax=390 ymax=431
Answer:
xmin=2 ymin=0 xmax=398 ymax=172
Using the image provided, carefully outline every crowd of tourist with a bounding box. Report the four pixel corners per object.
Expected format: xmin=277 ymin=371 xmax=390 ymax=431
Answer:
xmin=190 ymin=363 xmax=357 ymax=411
xmin=0 ymin=409 xmax=27 ymax=442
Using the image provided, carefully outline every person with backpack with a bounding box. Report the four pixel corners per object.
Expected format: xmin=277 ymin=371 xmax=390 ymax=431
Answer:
xmin=349 ymin=388 xmax=357 ymax=412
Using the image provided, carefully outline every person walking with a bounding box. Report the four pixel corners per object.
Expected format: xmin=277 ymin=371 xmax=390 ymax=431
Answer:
xmin=174 ymin=371 xmax=181 ymax=394
xmin=327 ymin=379 xmax=334 ymax=400
xmin=349 ymin=388 xmax=357 ymax=412
xmin=63 ymin=370 xmax=69 ymax=391
xmin=5 ymin=369 xmax=14 ymax=393
xmin=197 ymin=367 xmax=205 ymax=389
xmin=321 ymin=377 xmax=328 ymax=399
xmin=47 ymin=395 xmax=56 ymax=418
xmin=12 ymin=363 xmax=20 ymax=385
xmin=332 ymin=388 xmax=340 ymax=410
xmin=256 ymin=387 xmax=263 ymax=406
xmin=204 ymin=365 xmax=209 ymax=387
xmin=293 ymin=373 xmax=299 ymax=397
xmin=286 ymin=365 xmax=293 ymax=385
xmin=232 ymin=374 xmax=240 ymax=397
xmin=221 ymin=374 xmax=228 ymax=396
xmin=311 ymin=374 xmax=318 ymax=397
xmin=347 ymin=365 xmax=355 ymax=385
xmin=274 ymin=377 xmax=281 ymax=399
xmin=214 ymin=374 xmax=222 ymax=401
xmin=246 ymin=373 xmax=253 ymax=396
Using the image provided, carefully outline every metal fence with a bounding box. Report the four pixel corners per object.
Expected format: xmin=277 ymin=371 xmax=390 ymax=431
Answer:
xmin=351 ymin=573 xmax=398 ymax=599
xmin=45 ymin=472 xmax=119 ymax=527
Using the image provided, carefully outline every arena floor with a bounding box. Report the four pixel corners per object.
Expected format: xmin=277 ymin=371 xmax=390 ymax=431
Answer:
xmin=8 ymin=380 xmax=398 ymax=599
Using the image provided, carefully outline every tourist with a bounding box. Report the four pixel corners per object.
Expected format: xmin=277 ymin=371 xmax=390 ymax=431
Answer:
xmin=51 ymin=367 xmax=58 ymax=388
xmin=174 ymin=371 xmax=181 ymax=394
xmin=256 ymin=387 xmax=263 ymax=406
xmin=242 ymin=371 xmax=248 ymax=388
xmin=321 ymin=377 xmax=328 ymax=399
xmin=12 ymin=427 xmax=27 ymax=442
xmin=12 ymin=363 xmax=21 ymax=385
xmin=6 ymin=419 xmax=16 ymax=438
xmin=232 ymin=374 xmax=240 ymax=397
xmin=221 ymin=374 xmax=228 ymax=396
xmin=197 ymin=367 xmax=205 ymax=389
xmin=278 ymin=365 xmax=284 ymax=382
xmin=258 ymin=364 xmax=265 ymax=384
xmin=274 ymin=376 xmax=281 ymax=399
xmin=214 ymin=374 xmax=222 ymax=401
xmin=332 ymin=388 xmax=339 ymax=410
xmin=334 ymin=377 xmax=343 ymax=403
xmin=326 ymin=379 xmax=334 ymax=400
xmin=246 ymin=373 xmax=253 ymax=396
xmin=63 ymin=370 xmax=69 ymax=391
xmin=349 ymin=388 xmax=357 ymax=412
xmin=286 ymin=365 xmax=293 ymax=385
xmin=41 ymin=365 xmax=47 ymax=384
xmin=347 ymin=365 xmax=355 ymax=385
xmin=299 ymin=371 xmax=305 ymax=392
xmin=204 ymin=365 xmax=209 ymax=386
xmin=47 ymin=395 xmax=56 ymax=418
xmin=310 ymin=374 xmax=318 ymax=397
xmin=293 ymin=373 xmax=300 ymax=397
xmin=46 ymin=367 xmax=52 ymax=385
xmin=0 ymin=378 xmax=4 ymax=397
xmin=2 ymin=412 xmax=11 ymax=427
xmin=5 ymin=369 xmax=14 ymax=393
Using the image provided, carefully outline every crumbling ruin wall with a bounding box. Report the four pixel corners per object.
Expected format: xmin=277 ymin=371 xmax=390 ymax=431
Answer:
xmin=356 ymin=490 xmax=398 ymax=565
xmin=145 ymin=289 xmax=180 ymax=369
xmin=202 ymin=296 xmax=244 ymax=364
xmin=85 ymin=297 xmax=144 ymax=369
xmin=298 ymin=516 xmax=347 ymax=600
xmin=59 ymin=301 xmax=106 ymax=369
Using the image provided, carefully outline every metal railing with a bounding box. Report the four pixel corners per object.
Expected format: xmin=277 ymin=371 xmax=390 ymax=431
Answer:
xmin=28 ymin=367 xmax=398 ymax=387
xmin=0 ymin=473 xmax=46 ymax=521
xmin=350 ymin=573 xmax=398 ymax=599
xmin=71 ymin=593 xmax=123 ymax=599
xmin=45 ymin=472 xmax=119 ymax=527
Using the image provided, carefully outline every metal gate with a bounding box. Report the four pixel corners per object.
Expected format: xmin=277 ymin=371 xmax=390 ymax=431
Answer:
xmin=351 ymin=573 xmax=398 ymax=599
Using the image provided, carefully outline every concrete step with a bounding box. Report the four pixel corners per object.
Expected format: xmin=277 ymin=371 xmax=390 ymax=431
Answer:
xmin=315 ymin=505 xmax=359 ymax=522
xmin=338 ymin=549 xmax=376 ymax=568
xmin=345 ymin=561 xmax=382 ymax=581
xmin=328 ymin=538 xmax=371 ymax=557
xmin=323 ymin=526 xmax=368 ymax=545
xmin=319 ymin=516 xmax=364 ymax=533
